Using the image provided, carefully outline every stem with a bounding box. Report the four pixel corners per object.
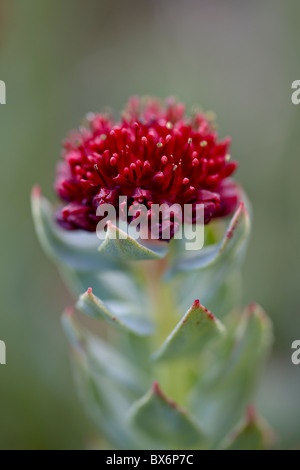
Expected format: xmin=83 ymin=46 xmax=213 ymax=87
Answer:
xmin=142 ymin=259 xmax=192 ymax=406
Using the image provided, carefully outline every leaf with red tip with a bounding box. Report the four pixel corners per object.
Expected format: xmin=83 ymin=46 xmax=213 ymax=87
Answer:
xmin=189 ymin=303 xmax=273 ymax=442
xmin=60 ymin=264 xmax=144 ymax=303
xmin=62 ymin=310 xmax=148 ymax=395
xmin=222 ymin=407 xmax=274 ymax=450
xmin=31 ymin=189 xmax=119 ymax=271
xmin=173 ymin=259 xmax=242 ymax=320
xmin=98 ymin=221 xmax=169 ymax=261
xmin=166 ymin=197 xmax=251 ymax=315
xmin=167 ymin=198 xmax=250 ymax=277
xmin=153 ymin=301 xmax=225 ymax=362
xmin=61 ymin=310 xmax=146 ymax=449
xmin=76 ymin=288 xmax=154 ymax=336
xmin=128 ymin=381 xmax=206 ymax=449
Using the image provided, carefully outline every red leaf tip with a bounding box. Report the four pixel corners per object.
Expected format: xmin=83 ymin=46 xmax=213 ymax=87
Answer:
xmin=32 ymin=185 xmax=41 ymax=198
xmin=64 ymin=306 xmax=74 ymax=316
xmin=198 ymin=303 xmax=215 ymax=320
xmin=246 ymin=404 xmax=257 ymax=423
xmin=152 ymin=381 xmax=160 ymax=394
xmin=152 ymin=381 xmax=179 ymax=410
xmin=87 ymin=287 xmax=93 ymax=295
xmin=226 ymin=201 xmax=247 ymax=239
xmin=248 ymin=302 xmax=258 ymax=313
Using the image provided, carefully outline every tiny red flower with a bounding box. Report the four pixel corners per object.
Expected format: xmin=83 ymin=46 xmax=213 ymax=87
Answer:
xmin=55 ymin=96 xmax=240 ymax=235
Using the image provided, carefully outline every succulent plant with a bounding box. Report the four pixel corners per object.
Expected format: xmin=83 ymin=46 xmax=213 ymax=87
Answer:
xmin=32 ymin=97 xmax=273 ymax=450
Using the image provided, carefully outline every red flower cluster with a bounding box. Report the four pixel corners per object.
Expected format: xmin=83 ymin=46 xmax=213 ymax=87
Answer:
xmin=55 ymin=96 xmax=239 ymax=234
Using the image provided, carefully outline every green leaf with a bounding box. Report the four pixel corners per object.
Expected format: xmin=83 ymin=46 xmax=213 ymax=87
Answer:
xmin=172 ymin=262 xmax=242 ymax=320
xmin=62 ymin=310 xmax=148 ymax=395
xmin=167 ymin=201 xmax=250 ymax=278
xmin=153 ymin=300 xmax=225 ymax=362
xmin=222 ymin=407 xmax=274 ymax=450
xmin=128 ymin=381 xmax=207 ymax=449
xmin=76 ymin=287 xmax=154 ymax=337
xmin=62 ymin=309 xmax=154 ymax=449
xmin=62 ymin=310 xmax=148 ymax=449
xmin=168 ymin=200 xmax=251 ymax=319
xmin=31 ymin=187 xmax=120 ymax=271
xmin=189 ymin=303 xmax=273 ymax=443
xmin=99 ymin=221 xmax=169 ymax=261
xmin=60 ymin=265 xmax=145 ymax=303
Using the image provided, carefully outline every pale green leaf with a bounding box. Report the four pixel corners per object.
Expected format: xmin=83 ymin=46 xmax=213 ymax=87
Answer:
xmin=76 ymin=287 xmax=154 ymax=336
xmin=31 ymin=187 xmax=120 ymax=271
xmin=99 ymin=221 xmax=169 ymax=261
xmin=62 ymin=311 xmax=148 ymax=449
xmin=190 ymin=303 xmax=273 ymax=443
xmin=60 ymin=265 xmax=144 ymax=303
xmin=167 ymin=201 xmax=250 ymax=278
xmin=222 ymin=407 xmax=274 ymax=450
xmin=128 ymin=381 xmax=207 ymax=449
xmin=153 ymin=300 xmax=225 ymax=362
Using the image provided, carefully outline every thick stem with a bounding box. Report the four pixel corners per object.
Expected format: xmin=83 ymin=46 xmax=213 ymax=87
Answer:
xmin=142 ymin=259 xmax=193 ymax=405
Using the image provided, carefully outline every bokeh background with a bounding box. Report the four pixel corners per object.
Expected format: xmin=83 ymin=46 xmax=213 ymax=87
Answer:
xmin=0 ymin=0 xmax=299 ymax=449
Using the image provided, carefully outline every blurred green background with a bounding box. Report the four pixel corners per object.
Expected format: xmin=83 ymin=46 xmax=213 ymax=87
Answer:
xmin=0 ymin=0 xmax=299 ymax=449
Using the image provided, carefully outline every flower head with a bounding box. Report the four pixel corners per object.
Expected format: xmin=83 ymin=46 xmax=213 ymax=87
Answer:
xmin=55 ymin=96 xmax=240 ymax=235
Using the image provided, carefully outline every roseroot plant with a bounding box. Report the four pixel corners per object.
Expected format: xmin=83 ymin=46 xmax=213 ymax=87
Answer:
xmin=32 ymin=97 xmax=273 ymax=450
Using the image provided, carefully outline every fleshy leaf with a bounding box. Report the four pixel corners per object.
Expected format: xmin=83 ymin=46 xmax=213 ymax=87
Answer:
xmin=190 ymin=303 xmax=273 ymax=442
xmin=167 ymin=201 xmax=250 ymax=277
xmin=222 ymin=406 xmax=274 ymax=450
xmin=31 ymin=187 xmax=120 ymax=271
xmin=172 ymin=262 xmax=242 ymax=320
xmin=76 ymin=287 xmax=154 ymax=336
xmin=62 ymin=310 xmax=148 ymax=395
xmin=62 ymin=310 xmax=143 ymax=448
xmin=99 ymin=221 xmax=169 ymax=261
xmin=153 ymin=300 xmax=225 ymax=362
xmin=128 ymin=381 xmax=207 ymax=449
xmin=60 ymin=265 xmax=145 ymax=303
